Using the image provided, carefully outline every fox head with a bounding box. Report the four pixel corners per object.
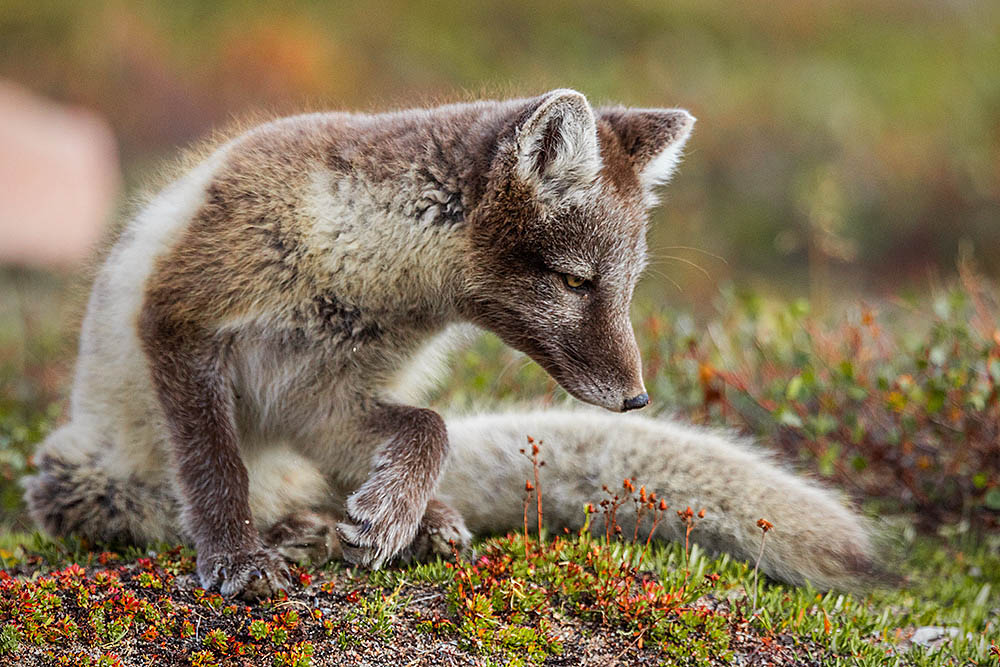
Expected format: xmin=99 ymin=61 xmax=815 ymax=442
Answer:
xmin=460 ymin=89 xmax=695 ymax=412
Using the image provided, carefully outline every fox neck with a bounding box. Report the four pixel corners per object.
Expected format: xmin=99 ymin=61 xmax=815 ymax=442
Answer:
xmin=309 ymin=172 xmax=471 ymax=321
xmin=301 ymin=104 xmax=531 ymax=327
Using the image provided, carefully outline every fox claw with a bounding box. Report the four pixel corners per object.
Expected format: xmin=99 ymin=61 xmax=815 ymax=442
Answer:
xmin=336 ymin=503 xmax=421 ymax=570
xmin=197 ymin=547 xmax=290 ymax=599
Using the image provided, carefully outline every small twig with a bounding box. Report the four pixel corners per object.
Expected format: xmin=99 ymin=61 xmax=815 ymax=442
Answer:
xmin=273 ymin=598 xmax=311 ymax=613
xmin=676 ymin=506 xmax=705 ymax=585
xmin=404 ymin=647 xmax=440 ymax=666
xmin=636 ymin=499 xmax=668 ymax=572
xmin=521 ymin=437 xmax=545 ymax=549
xmin=531 ymin=439 xmax=544 ymax=544
xmin=632 ymin=485 xmax=647 ymax=543
xmin=751 ymin=518 xmax=773 ymax=614
xmin=407 ymin=592 xmax=444 ymax=606
xmin=522 ymin=480 xmax=533 ymax=558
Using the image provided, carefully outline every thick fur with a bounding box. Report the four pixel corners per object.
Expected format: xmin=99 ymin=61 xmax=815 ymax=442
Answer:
xmin=441 ymin=410 xmax=881 ymax=591
xmin=24 ymin=90 xmax=880 ymax=595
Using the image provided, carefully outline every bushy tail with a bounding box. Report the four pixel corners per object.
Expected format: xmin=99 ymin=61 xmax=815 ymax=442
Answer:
xmin=440 ymin=409 xmax=886 ymax=591
xmin=23 ymin=426 xmax=180 ymax=546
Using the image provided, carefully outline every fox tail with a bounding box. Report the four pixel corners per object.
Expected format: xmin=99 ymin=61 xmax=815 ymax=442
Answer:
xmin=440 ymin=409 xmax=886 ymax=591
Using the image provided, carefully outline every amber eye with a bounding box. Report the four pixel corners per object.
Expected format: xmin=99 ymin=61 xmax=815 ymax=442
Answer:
xmin=561 ymin=273 xmax=588 ymax=290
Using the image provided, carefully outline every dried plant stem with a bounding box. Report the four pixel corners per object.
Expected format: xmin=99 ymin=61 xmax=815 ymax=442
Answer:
xmin=751 ymin=518 xmax=773 ymax=614
xmin=522 ymin=491 xmax=531 ymax=558
xmin=533 ymin=447 xmax=543 ymax=544
xmin=683 ymin=521 xmax=693 ymax=583
xmin=635 ymin=508 xmax=663 ymax=572
xmin=520 ymin=437 xmax=545 ymax=555
xmin=751 ymin=535 xmax=765 ymax=613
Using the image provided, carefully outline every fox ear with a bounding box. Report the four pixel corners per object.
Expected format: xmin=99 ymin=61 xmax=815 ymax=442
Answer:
xmin=514 ymin=89 xmax=601 ymax=198
xmin=599 ymin=107 xmax=695 ymax=202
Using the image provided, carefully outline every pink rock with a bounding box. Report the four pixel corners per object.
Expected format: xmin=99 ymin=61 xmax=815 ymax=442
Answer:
xmin=0 ymin=80 xmax=120 ymax=269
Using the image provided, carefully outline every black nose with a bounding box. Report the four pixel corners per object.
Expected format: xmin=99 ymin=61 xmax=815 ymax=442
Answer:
xmin=622 ymin=392 xmax=649 ymax=411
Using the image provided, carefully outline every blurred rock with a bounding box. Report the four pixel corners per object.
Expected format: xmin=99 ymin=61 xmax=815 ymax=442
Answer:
xmin=0 ymin=80 xmax=120 ymax=269
xmin=908 ymin=626 xmax=960 ymax=651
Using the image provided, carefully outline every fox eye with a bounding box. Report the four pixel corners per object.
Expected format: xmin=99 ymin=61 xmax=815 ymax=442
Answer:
xmin=560 ymin=273 xmax=590 ymax=291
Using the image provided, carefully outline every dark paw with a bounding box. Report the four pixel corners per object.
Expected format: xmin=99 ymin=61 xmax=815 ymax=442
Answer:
xmin=401 ymin=498 xmax=473 ymax=564
xmin=263 ymin=511 xmax=342 ymax=565
xmin=197 ymin=547 xmax=291 ymax=599
xmin=336 ymin=496 xmax=423 ymax=570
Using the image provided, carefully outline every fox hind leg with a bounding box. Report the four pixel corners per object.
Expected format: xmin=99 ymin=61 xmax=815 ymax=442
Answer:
xmin=24 ymin=425 xmax=180 ymax=545
xmin=400 ymin=498 xmax=473 ymax=564
xmin=262 ymin=511 xmax=342 ymax=565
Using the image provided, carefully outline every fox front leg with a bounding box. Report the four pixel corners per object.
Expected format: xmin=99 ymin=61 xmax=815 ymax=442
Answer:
xmin=337 ymin=404 xmax=455 ymax=568
xmin=139 ymin=318 xmax=289 ymax=598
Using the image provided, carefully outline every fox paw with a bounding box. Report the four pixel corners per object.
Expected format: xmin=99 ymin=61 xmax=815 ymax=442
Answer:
xmin=401 ymin=499 xmax=473 ymax=564
xmin=263 ymin=511 xmax=342 ymax=565
xmin=336 ymin=493 xmax=423 ymax=569
xmin=197 ymin=547 xmax=290 ymax=599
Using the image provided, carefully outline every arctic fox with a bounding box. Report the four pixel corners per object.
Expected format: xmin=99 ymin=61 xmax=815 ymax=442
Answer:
xmin=24 ymin=90 xmax=880 ymax=597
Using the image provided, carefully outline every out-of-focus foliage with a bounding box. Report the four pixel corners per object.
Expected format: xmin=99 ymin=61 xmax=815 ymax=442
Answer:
xmin=1 ymin=0 xmax=998 ymax=291
xmin=0 ymin=270 xmax=74 ymax=527
xmin=439 ymin=263 xmax=1000 ymax=531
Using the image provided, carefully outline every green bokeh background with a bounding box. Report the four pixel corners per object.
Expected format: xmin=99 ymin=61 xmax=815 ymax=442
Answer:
xmin=3 ymin=0 xmax=998 ymax=301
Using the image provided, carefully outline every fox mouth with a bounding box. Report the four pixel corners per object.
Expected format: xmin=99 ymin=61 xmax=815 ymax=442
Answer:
xmin=467 ymin=303 xmax=646 ymax=412
xmin=535 ymin=342 xmax=646 ymax=413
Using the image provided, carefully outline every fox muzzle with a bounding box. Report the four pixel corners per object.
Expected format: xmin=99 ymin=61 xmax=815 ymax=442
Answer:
xmin=622 ymin=392 xmax=649 ymax=412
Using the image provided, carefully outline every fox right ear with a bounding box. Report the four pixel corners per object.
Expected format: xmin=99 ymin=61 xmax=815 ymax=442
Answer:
xmin=513 ymin=89 xmax=602 ymax=199
xmin=599 ymin=107 xmax=695 ymax=205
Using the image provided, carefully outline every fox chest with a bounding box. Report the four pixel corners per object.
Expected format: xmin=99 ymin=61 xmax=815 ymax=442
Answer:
xmin=228 ymin=308 xmax=444 ymax=432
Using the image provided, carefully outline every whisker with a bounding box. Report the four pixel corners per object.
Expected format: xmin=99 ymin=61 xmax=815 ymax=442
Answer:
xmin=651 ymin=254 xmax=712 ymax=281
xmin=491 ymin=350 xmax=532 ymax=392
xmin=646 ymin=268 xmax=683 ymax=293
xmin=653 ymin=245 xmax=729 ymax=265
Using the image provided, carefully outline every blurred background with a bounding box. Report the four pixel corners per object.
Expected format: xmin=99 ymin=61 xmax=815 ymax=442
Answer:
xmin=1 ymin=1 xmax=999 ymax=529
xmin=2 ymin=0 xmax=998 ymax=290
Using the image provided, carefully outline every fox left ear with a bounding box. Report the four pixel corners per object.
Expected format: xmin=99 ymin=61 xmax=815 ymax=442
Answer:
xmin=599 ymin=107 xmax=695 ymax=203
xmin=514 ymin=89 xmax=602 ymax=198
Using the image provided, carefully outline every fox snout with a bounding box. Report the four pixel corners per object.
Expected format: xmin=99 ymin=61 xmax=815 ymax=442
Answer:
xmin=622 ymin=392 xmax=649 ymax=411
xmin=545 ymin=352 xmax=649 ymax=413
xmin=535 ymin=314 xmax=649 ymax=414
xmin=459 ymin=89 xmax=697 ymax=416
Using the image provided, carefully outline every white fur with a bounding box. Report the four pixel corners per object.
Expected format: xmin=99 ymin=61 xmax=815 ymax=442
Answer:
xmin=515 ymin=89 xmax=602 ymax=199
xmin=384 ymin=324 xmax=477 ymax=405
xmin=302 ymin=168 xmax=469 ymax=312
xmin=44 ymin=146 xmax=235 ymax=482
xmin=638 ymin=110 xmax=695 ymax=206
xmin=245 ymin=445 xmax=329 ymax=529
